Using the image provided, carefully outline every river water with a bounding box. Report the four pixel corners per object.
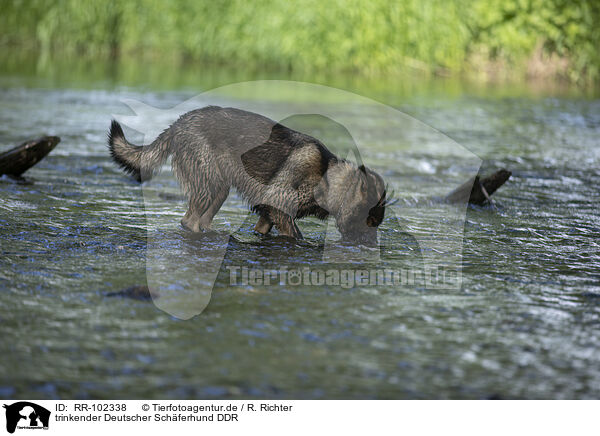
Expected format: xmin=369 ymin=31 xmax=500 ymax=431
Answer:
xmin=0 ymin=60 xmax=599 ymax=399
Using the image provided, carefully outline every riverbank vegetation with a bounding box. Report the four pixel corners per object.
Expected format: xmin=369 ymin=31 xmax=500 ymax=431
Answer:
xmin=1 ymin=0 xmax=599 ymax=85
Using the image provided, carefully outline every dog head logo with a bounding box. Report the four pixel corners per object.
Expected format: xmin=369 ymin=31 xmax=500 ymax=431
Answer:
xmin=3 ymin=402 xmax=50 ymax=434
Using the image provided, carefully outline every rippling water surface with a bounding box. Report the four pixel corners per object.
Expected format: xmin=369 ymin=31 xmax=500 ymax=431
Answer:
xmin=0 ymin=69 xmax=599 ymax=399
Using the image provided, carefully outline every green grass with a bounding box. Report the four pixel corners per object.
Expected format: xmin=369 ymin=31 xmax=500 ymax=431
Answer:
xmin=1 ymin=0 xmax=599 ymax=84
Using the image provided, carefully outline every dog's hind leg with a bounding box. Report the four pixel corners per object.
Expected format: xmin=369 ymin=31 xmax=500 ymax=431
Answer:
xmin=181 ymin=194 xmax=211 ymax=232
xmin=176 ymin=147 xmax=230 ymax=232
xmin=199 ymin=185 xmax=230 ymax=227
xmin=181 ymin=186 xmax=229 ymax=232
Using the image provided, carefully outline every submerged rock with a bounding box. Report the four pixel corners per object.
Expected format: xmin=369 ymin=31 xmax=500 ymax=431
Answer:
xmin=105 ymin=285 xmax=158 ymax=301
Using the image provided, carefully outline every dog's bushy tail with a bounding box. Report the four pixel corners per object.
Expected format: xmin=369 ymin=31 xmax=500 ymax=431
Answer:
xmin=108 ymin=120 xmax=171 ymax=182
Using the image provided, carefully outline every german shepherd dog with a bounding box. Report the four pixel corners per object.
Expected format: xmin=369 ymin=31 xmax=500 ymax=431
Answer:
xmin=109 ymin=106 xmax=388 ymax=245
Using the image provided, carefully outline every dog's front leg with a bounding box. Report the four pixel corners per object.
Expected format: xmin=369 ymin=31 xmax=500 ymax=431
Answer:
xmin=272 ymin=211 xmax=302 ymax=239
xmin=254 ymin=215 xmax=273 ymax=235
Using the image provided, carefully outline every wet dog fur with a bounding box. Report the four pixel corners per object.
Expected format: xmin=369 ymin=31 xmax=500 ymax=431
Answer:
xmin=108 ymin=106 xmax=387 ymax=245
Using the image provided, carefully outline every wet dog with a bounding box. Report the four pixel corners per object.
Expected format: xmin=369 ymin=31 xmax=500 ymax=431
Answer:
xmin=109 ymin=106 xmax=388 ymax=245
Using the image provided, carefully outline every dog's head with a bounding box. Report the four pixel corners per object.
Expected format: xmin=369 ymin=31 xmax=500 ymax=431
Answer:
xmin=316 ymin=162 xmax=388 ymax=246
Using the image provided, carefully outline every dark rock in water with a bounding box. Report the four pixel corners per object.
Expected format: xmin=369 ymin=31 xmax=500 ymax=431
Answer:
xmin=0 ymin=174 xmax=33 ymax=184
xmin=445 ymin=169 xmax=512 ymax=205
xmin=0 ymin=136 xmax=60 ymax=177
xmin=106 ymin=285 xmax=157 ymax=301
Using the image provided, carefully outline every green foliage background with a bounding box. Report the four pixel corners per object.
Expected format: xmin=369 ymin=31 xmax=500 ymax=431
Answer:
xmin=1 ymin=0 xmax=599 ymax=83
